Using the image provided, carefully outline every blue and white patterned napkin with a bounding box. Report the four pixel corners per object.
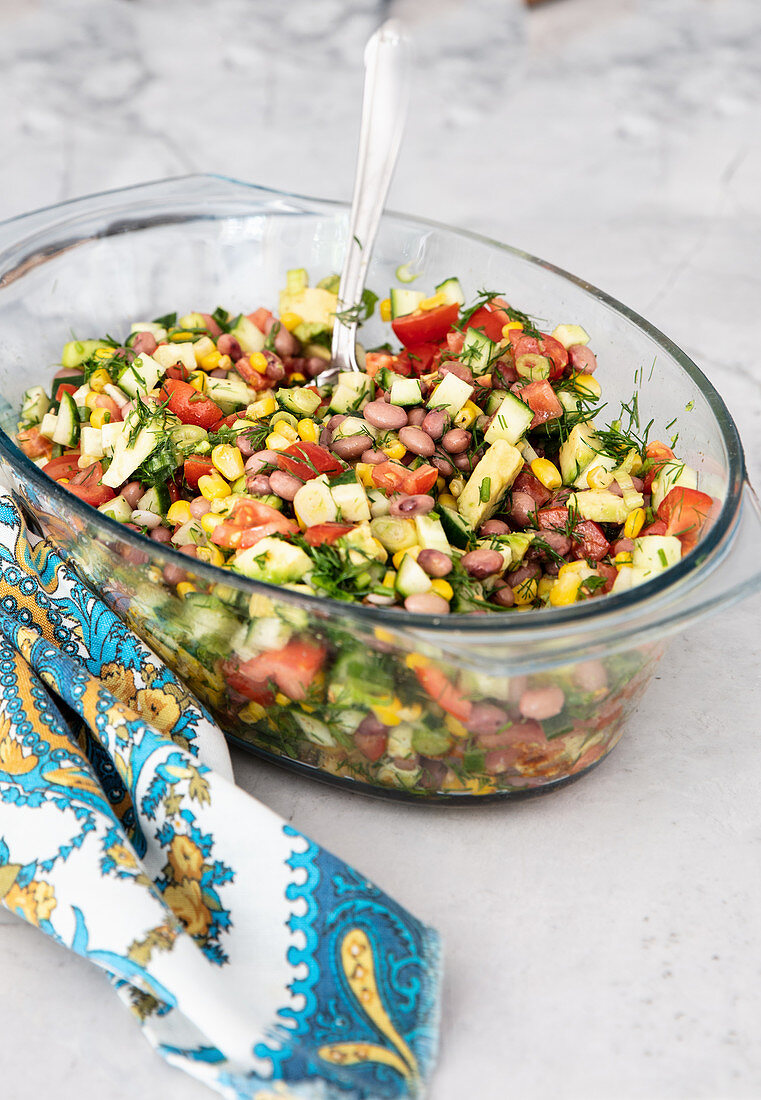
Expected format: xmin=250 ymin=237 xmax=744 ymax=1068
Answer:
xmin=0 ymin=495 xmax=440 ymax=1099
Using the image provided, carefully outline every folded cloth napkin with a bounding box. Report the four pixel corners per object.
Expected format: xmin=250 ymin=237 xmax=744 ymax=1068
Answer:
xmin=0 ymin=495 xmax=440 ymax=1099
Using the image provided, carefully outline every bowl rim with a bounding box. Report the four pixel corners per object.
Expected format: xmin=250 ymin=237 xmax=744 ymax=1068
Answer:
xmin=0 ymin=173 xmax=747 ymax=642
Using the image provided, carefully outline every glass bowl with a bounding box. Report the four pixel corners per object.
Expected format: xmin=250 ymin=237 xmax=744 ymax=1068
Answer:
xmin=0 ymin=175 xmax=759 ymax=802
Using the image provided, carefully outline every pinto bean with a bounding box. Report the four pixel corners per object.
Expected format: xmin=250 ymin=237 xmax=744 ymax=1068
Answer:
xmin=236 ymin=432 xmax=258 ymax=458
xmin=319 ymin=427 xmax=332 ymax=446
xmin=263 ymin=316 xmax=301 ymax=358
xmin=120 ymin=481 xmax=144 ymax=509
xmin=130 ymin=331 xmax=157 ymax=356
xmin=264 ymin=353 xmax=286 ymax=382
xmin=246 ymin=474 xmax=272 ymax=494
xmin=327 ymin=414 xmax=346 ymax=431
xmin=439 ymin=359 xmax=473 ymax=385
xmin=407 ymin=407 xmax=427 ymax=427
xmin=210 ymin=367 xmax=227 ymax=378
xmin=421 ymin=409 xmax=447 ymax=439
xmin=390 ymin=494 xmax=435 ymax=517
xmin=573 ymin=660 xmax=609 ymax=693
xmin=535 ymin=530 xmax=572 ymax=557
xmin=162 ymin=563 xmax=187 ymax=586
xmin=479 ymin=519 xmax=510 ymax=537
xmin=568 ymin=344 xmax=597 ymax=373
xmin=461 ymin=548 xmax=505 ymax=579
xmin=441 ymin=428 xmax=471 ymax=454
xmin=495 ymin=357 xmax=519 ymax=385
xmin=244 ymin=449 xmax=279 ymax=475
xmin=361 ymin=448 xmax=388 ymax=464
xmin=509 ymin=491 xmax=538 ymax=528
xmin=150 ymin=526 xmax=172 ymax=544
xmin=398 ymin=426 xmax=436 ymax=457
xmin=509 ymin=561 xmax=541 ymax=588
xmin=630 ymin=476 xmax=644 ymax=492
xmin=466 ymin=702 xmax=510 ymax=736
xmin=269 ymin=470 xmax=302 ymax=501
xmin=306 ymin=355 xmax=328 ymax=378
xmin=189 ymin=496 xmax=211 ymax=519
xmin=453 ymin=452 xmax=472 ymax=471
xmin=217 ymin=333 xmax=243 ymax=361
xmin=417 ymin=548 xmax=453 ymax=577
xmin=363 ymin=400 xmax=408 ymax=430
xmin=490 ymin=581 xmax=515 ymax=607
xmin=611 ymin=537 xmax=634 ymax=556
xmin=519 ymin=684 xmax=565 ymax=721
xmin=331 ymin=434 xmax=372 ymax=460
xmin=404 ymin=593 xmax=451 ymax=615
xmin=179 ymin=544 xmax=199 ymax=558
xmin=484 ymin=748 xmax=515 ymax=775
xmin=432 ymin=455 xmax=455 ymax=476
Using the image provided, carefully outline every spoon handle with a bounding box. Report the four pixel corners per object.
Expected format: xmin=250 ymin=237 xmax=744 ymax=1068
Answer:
xmin=331 ymin=19 xmax=410 ymax=372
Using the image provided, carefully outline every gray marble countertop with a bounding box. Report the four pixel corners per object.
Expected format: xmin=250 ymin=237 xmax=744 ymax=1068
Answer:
xmin=1 ymin=0 xmax=760 ymax=1097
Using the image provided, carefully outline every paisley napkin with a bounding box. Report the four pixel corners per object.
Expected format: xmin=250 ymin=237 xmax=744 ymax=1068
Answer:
xmin=0 ymin=495 xmax=440 ymax=1099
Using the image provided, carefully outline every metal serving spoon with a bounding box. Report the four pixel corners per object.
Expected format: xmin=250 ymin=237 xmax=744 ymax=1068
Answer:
xmin=315 ymin=19 xmax=411 ymax=386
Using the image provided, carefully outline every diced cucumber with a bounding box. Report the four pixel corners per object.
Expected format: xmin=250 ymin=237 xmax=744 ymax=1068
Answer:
xmin=332 ymin=415 xmax=376 ymax=442
xmin=100 ymin=421 xmax=124 ymax=457
xmin=232 ymin=537 xmax=312 ymax=584
xmin=414 ymin=514 xmax=451 ymax=554
xmin=484 ymin=391 xmax=534 ymax=446
xmin=651 ymin=461 xmax=698 ymax=510
xmin=485 ymin=390 xmax=505 ymax=415
xmin=119 ymin=352 xmax=165 ymax=398
xmin=435 ymin=277 xmax=465 ymax=306
xmin=331 ymin=480 xmax=371 ymax=522
xmin=229 ymin=315 xmax=266 ymax=354
xmin=293 ymin=475 xmax=338 ymax=527
xmin=389 ymin=377 xmax=422 ymax=406
xmin=341 ymin=521 xmax=388 ymax=563
xmin=632 ymin=535 xmax=682 ymax=574
xmin=390 ymin=288 xmax=424 ymax=319
xmin=293 ymin=712 xmax=336 ymax=748
xmin=559 ymin=422 xmax=599 ymax=484
xmin=368 ymin=486 xmax=391 ymax=517
xmin=137 ymin=484 xmax=171 ymax=515
xmin=80 ymin=426 xmax=104 ymax=459
xmin=515 ymin=353 xmax=551 ymax=381
xmin=131 ymin=321 xmax=167 ymax=343
xmin=369 ymin=515 xmax=417 ymax=553
xmin=461 ymin=327 xmax=495 ymax=375
xmin=205 ymin=374 xmax=258 ymax=409
xmin=412 ymin=725 xmax=454 ymax=756
xmin=52 ymin=392 xmax=80 ymax=447
xmin=278 ymin=285 xmax=337 ymax=341
xmin=427 ymin=372 xmax=474 ymax=417
xmin=456 ymin=439 xmax=524 ymax=528
xmin=20 ymin=386 xmax=50 ymax=426
xmin=61 ymin=339 xmax=103 ymax=369
xmin=101 ymin=413 xmax=161 ymax=489
xmin=277 ymin=386 xmax=322 ymax=418
xmin=285 ymin=268 xmax=309 ymax=294
xmin=328 ymin=371 xmax=372 ymax=414
xmin=98 ymin=495 xmax=134 ymax=523
xmin=573 ymin=452 xmax=618 ymax=489
xmin=439 ymin=505 xmax=473 ymax=549
xmin=568 ymin=489 xmax=630 ymax=525
xmin=171 ymin=424 xmax=209 ymax=451
xmin=39 ymin=412 xmax=59 ymax=440
xmin=152 ymin=342 xmax=197 ymax=373
xmin=248 ymin=616 xmax=294 ymax=652
xmin=612 ymin=471 xmax=645 ymax=513
xmin=551 ymin=324 xmax=590 ymax=349
xmin=395 ymin=553 xmax=433 ymax=598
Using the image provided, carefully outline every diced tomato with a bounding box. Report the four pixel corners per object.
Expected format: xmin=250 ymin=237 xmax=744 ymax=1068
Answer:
xmin=94 ymin=394 xmax=123 ymax=422
xmin=392 ymin=302 xmax=459 ymax=348
xmin=211 ymin=499 xmax=298 ymax=548
xmin=354 ymin=724 xmax=388 ymax=762
xmin=365 ymin=351 xmax=395 ymax=379
xmin=199 ymin=312 xmax=222 ymax=338
xmin=223 ymin=662 xmax=275 ymax=705
xmin=657 ymin=486 xmax=715 ymax=553
xmin=160 ymin=378 xmax=223 ymax=429
xmin=225 ymin=638 xmax=326 ymax=703
xmin=513 ymin=334 xmax=568 ymax=380
xmin=42 ymin=452 xmax=82 ymax=480
xmin=165 ymin=364 xmax=192 ymax=381
xmin=511 ymin=466 xmax=552 ymax=506
xmin=413 ymin=665 xmax=473 ymax=723
xmin=64 ymin=461 xmax=115 ymax=507
xmin=537 ymin=506 xmax=569 ymax=532
xmin=643 ymin=440 xmax=675 ymax=493
xmin=402 ymin=464 xmax=438 ymax=495
xmin=572 ymin=520 xmax=610 ymax=562
xmin=277 ymin=442 xmax=344 ymax=482
xmin=466 ymin=305 xmax=511 ymax=342
xmin=183 ymin=456 xmax=215 ymax=490
xmin=209 ymin=413 xmax=240 ymax=432
xmin=235 ymin=357 xmax=272 ymax=390
xmin=371 ymin=462 xmax=408 ymax=493
xmin=304 ymin=523 xmax=356 ymax=546
xmin=396 ymin=342 xmax=441 ymax=376
xmin=55 ymin=381 xmax=78 ymax=402
xmin=236 ymin=522 xmax=296 ymax=548
xmin=516 ymin=380 xmax=564 ymax=427
xmin=447 ymin=330 xmax=465 ymax=355
xmin=248 ymin=308 xmax=274 ymax=334
xmin=640 ymin=519 xmax=667 ymax=537
xmin=17 ymin=427 xmax=53 ymax=460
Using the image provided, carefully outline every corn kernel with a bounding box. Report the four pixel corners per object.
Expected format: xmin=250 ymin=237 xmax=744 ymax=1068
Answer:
xmin=438 ymin=493 xmax=457 ymax=509
xmin=392 ymin=546 xmax=421 ymax=570
xmin=454 ymin=400 xmax=479 ymax=429
xmin=430 ymin=578 xmax=454 ymax=601
xmin=549 ymin=577 xmax=581 ymax=606
xmin=274 ymin=692 xmax=291 ymax=707
xmin=558 ymin=560 xmax=590 ymax=579
xmin=248 ymin=394 xmax=277 ymax=420
xmin=380 ymin=298 xmax=392 ymax=322
xmin=200 ymin=512 xmax=225 ymax=535
xmin=88 ymin=406 xmax=110 ymax=429
xmin=501 ymin=322 xmax=523 ymax=338
xmin=58 ymin=478 xmax=70 ymax=484
xmin=83 ymin=391 xmax=99 ymax=409
xmin=614 ymin=551 xmax=634 ymax=567
xmin=512 ymin=576 xmax=539 ymax=605
xmin=77 ymin=454 xmax=99 ymax=470
xmin=188 ymin=370 xmax=207 ymax=393
xmin=374 ymin=627 xmax=396 ymax=644
xmin=435 ymin=476 xmax=446 ymax=493
xmin=279 ymin=311 xmax=303 ymax=333
xmin=624 ymin=507 xmax=645 ymax=539
xmin=356 ymin=462 xmax=374 ymax=487
xmin=193 ymin=336 xmax=216 ymax=364
xmin=217 ymin=354 xmax=233 ymax=372
xmin=176 ymin=582 xmax=197 ymax=598
xmin=211 ymin=443 xmax=245 ymax=481
xmin=449 ymin=476 xmax=466 ymax=499
xmin=573 ymin=373 xmax=602 ymax=399
xmin=297 ymin=418 xmax=319 ymax=443
xmin=419 ymin=291 xmax=447 ymax=311
xmin=382 ymin=440 xmax=407 ymax=461
xmin=239 ymin=700 xmax=267 ymax=722
xmin=199 ymin=349 xmax=222 ymax=372
xmin=167 ymin=500 xmax=192 ymax=526
xmin=89 ymin=368 xmax=111 ymax=393
xmin=444 ymin=713 xmax=468 ymax=739
xmin=169 ymin=330 xmax=195 ymax=342
xmin=198 ymin=472 xmax=231 ymax=501
xmin=196 ymin=544 xmax=225 ymax=566
xmin=370 ymin=696 xmax=404 ymax=726
xmin=381 ymin=569 xmax=396 ymax=588
xmin=587 ymin=465 xmax=614 ymax=490
xmin=265 ymin=433 xmax=292 ymax=452
xmin=248 ymin=352 xmax=269 ymax=375
xmin=291 ymin=372 xmax=307 ymax=383
xmin=275 ymin=422 xmax=298 ymax=443
xmin=537 ymin=575 xmax=555 ymax=601
xmin=531 ymin=457 xmax=562 ymax=490
xmin=404 ymin=652 xmax=429 ymax=671
xmin=93 ymin=347 xmax=114 ymax=361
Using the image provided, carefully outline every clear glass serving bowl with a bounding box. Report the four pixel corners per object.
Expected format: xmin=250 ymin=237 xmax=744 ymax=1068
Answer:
xmin=0 ymin=175 xmax=759 ymax=802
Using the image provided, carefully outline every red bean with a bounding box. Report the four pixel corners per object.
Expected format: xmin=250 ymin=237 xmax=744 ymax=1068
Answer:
xmin=217 ymin=333 xmax=243 ymax=361
xmin=461 ymin=548 xmax=504 ymax=579
xmin=536 ymin=530 xmax=571 ymax=556
xmin=210 ymin=367 xmax=227 ymax=378
xmin=269 ymin=470 xmax=302 ymax=501
xmin=568 ymin=344 xmax=597 ymax=373
xmin=331 ymin=435 xmax=372 ymax=460
xmin=407 ymin=407 xmax=428 ymax=427
xmin=305 ymin=356 xmax=328 ymax=378
xmin=150 ymin=526 xmax=172 ymax=544
xmin=237 ymin=432 xmax=259 ymax=458
xmin=361 ymin=448 xmax=388 ymax=464
xmin=398 ymin=426 xmax=436 ymax=457
xmin=179 ymin=544 xmax=199 ymax=558
xmin=121 ymin=481 xmax=144 ymax=509
xmin=417 ymin=549 xmax=453 ymax=577
xmin=264 ymin=352 xmax=286 ymax=382
xmin=163 ymin=563 xmax=187 ymax=586
xmin=247 ymin=474 xmax=272 ymax=494
xmin=439 ymin=359 xmax=473 ymax=385
xmin=466 ymin=702 xmax=510 ymax=736
xmin=453 ymin=452 xmax=472 ymax=471
xmin=327 ymin=414 xmax=346 ymax=431
xmin=612 ymin=537 xmax=634 ymax=556
xmin=404 ymin=593 xmax=451 ymax=615
xmin=200 ymin=313 xmax=223 ymax=338
xmin=495 ymin=358 xmax=519 ymax=385
xmin=422 ymin=409 xmax=447 ymax=439
xmin=630 ymin=476 xmax=644 ymax=492
xmin=519 ymin=684 xmax=565 ymax=721
xmin=390 ymin=494 xmax=435 ymax=517
xmin=432 ymin=456 xmax=455 ymax=476
xmin=480 ymin=519 xmax=510 ymax=536
xmin=244 ymin=449 xmax=278 ymax=475
xmin=484 ymin=748 xmax=515 ymax=775
xmin=263 ymin=316 xmax=300 ymax=358
xmin=131 ymin=331 xmax=157 ymax=356
xmin=509 ymin=491 xmax=538 ymax=528
xmin=509 ymin=562 xmax=541 ymax=587
xmin=363 ymin=400 xmax=408 ymax=430
xmin=442 ymin=428 xmax=471 ymax=454
xmin=490 ymin=582 xmax=515 ymax=607
xmin=189 ymin=496 xmax=211 ymax=519
xmin=319 ymin=427 xmax=332 ymax=446
xmin=573 ymin=660 xmax=608 ymax=693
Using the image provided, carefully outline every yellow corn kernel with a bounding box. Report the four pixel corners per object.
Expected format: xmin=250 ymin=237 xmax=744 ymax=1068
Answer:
xmin=435 ymin=476 xmax=446 ymax=493
xmin=531 ymin=457 xmax=562 ymax=490
xmin=77 ymin=454 xmax=99 ymax=470
xmin=380 ymin=298 xmax=392 ymax=322
xmin=89 ymin=368 xmax=111 ymax=393
xmin=454 ymin=400 xmax=479 ymax=429
xmin=275 ymin=422 xmax=298 ymax=443
xmin=211 ymin=443 xmax=245 ymax=481
xmin=624 ymin=507 xmax=645 ymax=539
xmin=438 ymin=493 xmax=457 ymax=509
xmin=248 ymin=394 xmax=277 ymax=420
xmin=166 ymin=500 xmax=192 ymax=526
xmin=265 ymin=433 xmax=292 ymax=452
xmin=382 ymin=440 xmax=407 ymax=461
xmin=239 ymin=700 xmax=267 ymax=723
xmin=217 ymin=354 xmax=233 ymax=372
xmin=512 ymin=576 xmax=539 ymax=605
xmin=381 ymin=569 xmax=396 ymax=588
xmin=274 ymin=693 xmax=291 ymax=707
xmin=200 ymin=512 xmax=225 ymax=535
xmin=573 ymin=373 xmax=602 ymax=399
xmin=193 ymin=336 xmax=216 ymax=364
xmin=291 ymin=372 xmax=307 ymax=383
xmin=374 ymin=627 xmax=396 ymax=644
xmin=196 ymin=544 xmax=225 ymax=567
xmin=188 ymin=369 xmax=207 ymax=393
xmin=356 ymin=462 xmax=374 ymax=487
xmin=299 ymin=703 xmax=315 ymax=713
xmin=199 ymin=349 xmax=222 ymax=372
xmin=404 ymin=652 xmax=429 ymax=671
xmin=587 ymin=465 xmax=614 ymax=490
xmin=279 ymin=311 xmax=303 ymax=333
xmin=371 ymin=696 xmax=404 ymax=727
xmin=614 ymin=551 xmax=633 ymax=568
xmin=198 ymin=472 xmax=231 ymax=501
xmin=444 ymin=713 xmax=469 ymax=739
xmin=392 ymin=546 xmax=420 ymax=570
xmin=248 ymin=352 xmax=269 ymax=375
xmin=558 ymin=560 xmax=589 ymax=579
xmin=93 ymin=347 xmax=114 ymax=361
xmin=501 ymin=322 xmax=523 ymax=338
xmin=169 ymin=330 xmax=195 ymax=342
xmin=537 ymin=575 xmax=555 ymax=601
xmin=176 ymin=582 xmax=197 ymax=598
xmin=296 ymin=417 xmax=318 ymax=443
xmin=419 ymin=291 xmax=447 ymax=311
xmin=83 ymin=391 xmax=100 ymax=409
xmin=88 ymin=406 xmax=110 ymax=429
xmin=430 ymin=578 xmax=453 ymax=601
xmin=58 ymin=478 xmax=70 ymax=484
xmin=549 ymin=577 xmax=581 ymax=606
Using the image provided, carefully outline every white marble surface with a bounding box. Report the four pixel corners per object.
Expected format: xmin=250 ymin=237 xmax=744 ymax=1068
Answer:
xmin=1 ymin=0 xmax=760 ymax=1097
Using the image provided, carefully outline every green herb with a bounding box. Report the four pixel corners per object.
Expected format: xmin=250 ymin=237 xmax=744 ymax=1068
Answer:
xmin=595 ymin=392 xmax=653 ymax=459
xmin=685 ymin=400 xmax=694 ymax=412
xmin=658 ymin=548 xmax=668 ymax=567
xmin=152 ymin=312 xmax=177 ymax=329
xmin=295 ymin=538 xmax=381 ymax=602
xmin=578 ymin=574 xmax=607 ymax=599
xmin=479 ymin=477 xmax=491 ymax=503
xmin=264 ymin=321 xmax=281 ymax=352
xmin=210 ymin=306 xmax=235 ymax=333
xmin=333 ymin=288 xmax=378 ymax=327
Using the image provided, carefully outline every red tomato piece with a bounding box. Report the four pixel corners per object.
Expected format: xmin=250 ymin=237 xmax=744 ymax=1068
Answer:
xmin=365 ymin=351 xmax=395 ymax=379
xmin=277 ymin=442 xmax=344 ymax=482
xmin=516 ymin=380 xmax=564 ymax=427
xmin=235 ymin=358 xmax=273 ymax=390
xmin=572 ymin=520 xmax=610 ymax=562
xmin=223 ymin=661 xmax=275 ymax=705
xmin=511 ymin=466 xmax=552 ymax=506
xmin=446 ymin=330 xmax=465 ymax=355
xmin=640 ymin=519 xmax=667 ymax=537
xmin=227 ymin=639 xmax=326 ymax=703
xmin=65 ymin=461 xmax=116 ymax=506
xmin=183 ymin=456 xmax=215 ymax=490
xmin=42 ymin=452 xmax=82 ymax=480
xmin=209 ymin=413 xmax=240 ymax=433
xmin=396 ymin=342 xmax=441 ymax=376
xmin=17 ymin=427 xmax=53 ymax=460
xmin=402 ymin=465 xmax=438 ymax=495
xmin=248 ymin=308 xmax=274 ymax=333
xmin=657 ymin=486 xmax=715 ymax=553
xmin=392 ymin=302 xmax=459 ymax=348
xmin=304 ymin=523 xmax=356 ymax=546
xmin=160 ymin=378 xmax=223 ymax=429
xmin=513 ymin=334 xmax=568 ymax=380
xmin=466 ymin=305 xmax=510 ymax=342
xmin=165 ymin=364 xmax=192 ymax=381
xmin=354 ymin=724 xmax=388 ymax=763
xmin=643 ymin=440 xmax=675 ymax=493
xmin=55 ymin=382 xmax=78 ymax=402
xmin=413 ymin=665 xmax=473 ymax=723
xmin=236 ymin=522 xmax=297 ymax=548
xmin=371 ymin=462 xmax=409 ymax=493
xmin=537 ymin=506 xmax=569 ymax=532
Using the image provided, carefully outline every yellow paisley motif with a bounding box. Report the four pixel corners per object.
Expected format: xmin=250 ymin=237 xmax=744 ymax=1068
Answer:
xmin=0 ymin=709 xmax=38 ymax=774
xmin=134 ymin=687 xmax=181 ymax=735
xmin=317 ymin=1041 xmax=410 ymax=1078
xmin=4 ymin=879 xmax=57 ymax=925
xmin=167 ymin=835 xmax=204 ymax=881
xmin=99 ymin=662 xmax=138 ymax=705
xmin=163 ymin=877 xmax=212 ymax=938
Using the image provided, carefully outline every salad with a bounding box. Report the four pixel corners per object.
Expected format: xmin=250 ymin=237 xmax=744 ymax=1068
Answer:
xmin=13 ymin=270 xmax=717 ymax=795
